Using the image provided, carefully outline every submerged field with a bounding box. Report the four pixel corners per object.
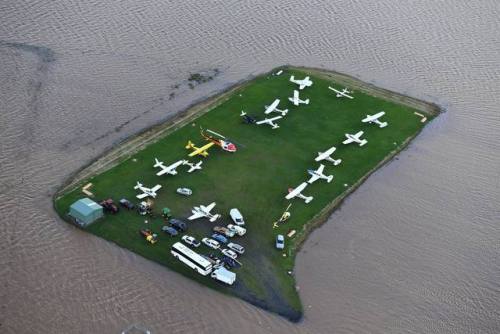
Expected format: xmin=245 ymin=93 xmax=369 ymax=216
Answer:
xmin=54 ymin=67 xmax=437 ymax=320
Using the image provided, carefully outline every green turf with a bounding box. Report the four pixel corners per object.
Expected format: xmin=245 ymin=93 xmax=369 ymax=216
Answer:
xmin=54 ymin=67 xmax=435 ymax=320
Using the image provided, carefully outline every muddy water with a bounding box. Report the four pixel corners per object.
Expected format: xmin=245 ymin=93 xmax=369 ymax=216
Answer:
xmin=1 ymin=1 xmax=499 ymax=333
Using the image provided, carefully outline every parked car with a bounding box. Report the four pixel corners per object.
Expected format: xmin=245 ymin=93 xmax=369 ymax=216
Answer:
xmin=211 ymin=233 xmax=228 ymax=244
xmin=221 ymin=248 xmax=238 ymax=259
xmin=182 ymin=235 xmax=200 ymax=248
xmin=119 ymin=198 xmax=135 ymax=210
xmin=202 ymin=238 xmax=220 ymax=250
xmin=213 ymin=226 xmax=235 ymax=238
xmin=170 ymin=218 xmax=187 ymax=232
xmin=275 ymin=234 xmax=285 ymax=249
xmin=229 ymin=208 xmax=245 ymax=226
xmin=227 ymin=224 xmax=246 ymax=236
xmin=221 ymin=255 xmax=238 ymax=268
xmin=227 ymin=242 xmax=245 ymax=254
xmin=176 ymin=187 xmax=192 ymax=196
xmin=100 ymin=199 xmax=119 ymax=214
xmin=140 ymin=229 xmax=157 ymax=244
xmin=162 ymin=226 xmax=178 ymax=237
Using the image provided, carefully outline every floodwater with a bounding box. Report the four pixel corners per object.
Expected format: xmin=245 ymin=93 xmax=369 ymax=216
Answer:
xmin=1 ymin=1 xmax=499 ymax=333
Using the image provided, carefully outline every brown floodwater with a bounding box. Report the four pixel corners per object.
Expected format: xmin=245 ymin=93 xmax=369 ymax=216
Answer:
xmin=1 ymin=1 xmax=499 ymax=333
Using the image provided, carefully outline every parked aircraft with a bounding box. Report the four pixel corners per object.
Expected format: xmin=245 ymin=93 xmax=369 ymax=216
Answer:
xmin=290 ymin=75 xmax=313 ymax=90
xmin=307 ymin=164 xmax=333 ymax=184
xmin=288 ymin=90 xmax=310 ymax=106
xmin=285 ymin=182 xmax=313 ymax=203
xmin=240 ymin=111 xmax=257 ymax=124
xmin=264 ymin=99 xmax=288 ymax=116
xmin=201 ymin=128 xmax=237 ymax=152
xmin=362 ymin=111 xmax=388 ymax=128
xmin=256 ymin=115 xmax=283 ymax=129
xmin=154 ymin=158 xmax=187 ymax=176
xmin=343 ymin=131 xmax=368 ymax=146
xmin=134 ymin=182 xmax=162 ymax=199
xmin=185 ymin=140 xmax=214 ymax=157
xmin=183 ymin=160 xmax=203 ymax=173
xmin=315 ymin=146 xmax=342 ymax=165
xmin=188 ymin=202 xmax=221 ymax=222
xmin=328 ymin=86 xmax=354 ymax=99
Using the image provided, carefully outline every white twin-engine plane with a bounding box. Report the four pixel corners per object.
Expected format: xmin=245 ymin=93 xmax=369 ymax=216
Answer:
xmin=343 ymin=131 xmax=368 ymax=146
xmin=285 ymin=182 xmax=313 ymax=204
xmin=264 ymin=99 xmax=288 ymax=116
xmin=362 ymin=111 xmax=388 ymax=128
xmin=290 ymin=75 xmax=313 ymax=90
xmin=188 ymin=202 xmax=221 ymax=222
xmin=183 ymin=160 xmax=203 ymax=173
xmin=288 ymin=90 xmax=310 ymax=106
xmin=328 ymin=86 xmax=354 ymax=99
xmin=134 ymin=182 xmax=162 ymax=199
xmin=307 ymin=164 xmax=333 ymax=184
xmin=315 ymin=146 xmax=342 ymax=166
xmin=154 ymin=158 xmax=186 ymax=176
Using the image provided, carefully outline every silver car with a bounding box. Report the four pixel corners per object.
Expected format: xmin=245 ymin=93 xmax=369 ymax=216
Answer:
xmin=275 ymin=234 xmax=285 ymax=249
xmin=227 ymin=242 xmax=245 ymax=254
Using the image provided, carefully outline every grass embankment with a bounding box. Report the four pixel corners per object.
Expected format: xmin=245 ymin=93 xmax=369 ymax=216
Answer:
xmin=54 ymin=67 xmax=438 ymax=321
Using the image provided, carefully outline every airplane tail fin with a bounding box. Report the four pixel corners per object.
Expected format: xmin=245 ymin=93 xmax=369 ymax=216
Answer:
xmin=379 ymin=122 xmax=388 ymax=128
xmin=272 ymin=124 xmax=279 ymax=130
xmin=359 ymin=140 xmax=368 ymax=147
xmin=185 ymin=141 xmax=194 ymax=149
xmin=240 ymin=111 xmax=246 ymax=116
xmin=327 ymin=175 xmax=334 ymax=183
xmin=304 ymin=196 xmax=313 ymax=204
xmin=290 ymin=75 xmax=295 ymax=82
xmin=304 ymin=99 xmax=310 ymax=105
xmin=154 ymin=158 xmax=162 ymax=168
xmin=134 ymin=182 xmax=142 ymax=190
xmin=333 ymin=159 xmax=342 ymax=166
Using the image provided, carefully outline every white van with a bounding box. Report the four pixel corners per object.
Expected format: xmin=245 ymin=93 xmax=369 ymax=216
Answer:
xmin=211 ymin=266 xmax=236 ymax=285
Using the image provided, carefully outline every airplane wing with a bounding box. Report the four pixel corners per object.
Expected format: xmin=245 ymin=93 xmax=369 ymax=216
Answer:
xmin=343 ymin=137 xmax=354 ymax=145
xmin=188 ymin=212 xmax=204 ymax=220
xmin=151 ymin=184 xmax=162 ymax=192
xmin=156 ymin=168 xmax=169 ymax=176
xmin=328 ymin=86 xmax=340 ymax=94
xmin=204 ymin=202 xmax=216 ymax=212
xmin=136 ymin=193 xmax=148 ymax=199
xmin=307 ymin=174 xmax=320 ymax=184
xmin=264 ymin=99 xmax=280 ymax=114
xmin=317 ymin=164 xmax=325 ymax=174
xmin=354 ymin=131 xmax=364 ymax=139
xmin=256 ymin=116 xmax=282 ymax=125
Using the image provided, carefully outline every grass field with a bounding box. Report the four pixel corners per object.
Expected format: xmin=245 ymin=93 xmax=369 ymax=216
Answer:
xmin=54 ymin=67 xmax=437 ymax=321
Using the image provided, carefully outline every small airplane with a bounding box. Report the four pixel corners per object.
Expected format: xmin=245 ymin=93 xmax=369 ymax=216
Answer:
xmin=362 ymin=111 xmax=388 ymax=128
xmin=273 ymin=203 xmax=292 ymax=229
xmin=285 ymin=182 xmax=313 ymax=204
xmin=288 ymin=90 xmax=310 ymax=106
xmin=153 ymin=158 xmax=187 ymax=176
xmin=264 ymin=99 xmax=288 ymax=116
xmin=307 ymin=164 xmax=333 ymax=184
xmin=343 ymin=131 xmax=368 ymax=146
xmin=240 ymin=111 xmax=257 ymax=124
xmin=290 ymin=75 xmax=313 ymax=90
xmin=188 ymin=202 xmax=221 ymax=222
xmin=256 ymin=115 xmax=283 ymax=129
xmin=328 ymin=86 xmax=354 ymax=99
xmin=315 ymin=146 xmax=342 ymax=166
xmin=134 ymin=182 xmax=162 ymax=199
xmin=183 ymin=160 xmax=203 ymax=173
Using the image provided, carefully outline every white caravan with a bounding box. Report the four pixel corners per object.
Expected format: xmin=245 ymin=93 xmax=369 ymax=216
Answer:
xmin=290 ymin=75 xmax=313 ymax=90
xmin=362 ymin=111 xmax=388 ymax=128
xmin=188 ymin=202 xmax=221 ymax=222
xmin=153 ymin=158 xmax=186 ymax=176
xmin=328 ymin=86 xmax=354 ymax=99
xmin=343 ymin=131 xmax=368 ymax=146
xmin=134 ymin=182 xmax=162 ymax=199
xmin=315 ymin=146 xmax=342 ymax=166
xmin=285 ymin=182 xmax=313 ymax=204
xmin=307 ymin=164 xmax=333 ymax=184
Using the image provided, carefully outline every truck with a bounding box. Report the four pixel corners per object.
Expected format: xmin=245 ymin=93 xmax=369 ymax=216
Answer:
xmin=210 ymin=266 xmax=236 ymax=285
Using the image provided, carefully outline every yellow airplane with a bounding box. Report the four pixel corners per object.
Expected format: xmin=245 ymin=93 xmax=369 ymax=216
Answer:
xmin=185 ymin=140 xmax=215 ymax=157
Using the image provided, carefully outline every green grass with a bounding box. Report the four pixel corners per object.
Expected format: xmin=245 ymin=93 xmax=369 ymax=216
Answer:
xmin=54 ymin=67 xmax=435 ymax=321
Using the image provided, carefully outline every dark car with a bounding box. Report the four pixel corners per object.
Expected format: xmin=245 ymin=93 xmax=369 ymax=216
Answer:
xmin=169 ymin=218 xmax=187 ymax=232
xmin=211 ymin=233 xmax=228 ymax=244
xmin=221 ymin=255 xmax=239 ymax=268
xmin=162 ymin=226 xmax=178 ymax=237
xmin=119 ymin=198 xmax=135 ymax=210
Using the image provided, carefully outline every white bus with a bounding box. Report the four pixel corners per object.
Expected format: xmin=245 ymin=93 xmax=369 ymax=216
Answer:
xmin=171 ymin=242 xmax=213 ymax=276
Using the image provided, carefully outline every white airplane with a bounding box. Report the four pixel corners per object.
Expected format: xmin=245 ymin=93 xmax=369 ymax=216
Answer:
xmin=343 ymin=131 xmax=368 ymax=146
xmin=188 ymin=202 xmax=221 ymax=222
xmin=183 ymin=160 xmax=203 ymax=173
xmin=288 ymin=90 xmax=309 ymax=106
xmin=264 ymin=99 xmax=288 ymax=116
xmin=255 ymin=115 xmax=283 ymax=129
xmin=328 ymin=86 xmax=354 ymax=99
xmin=307 ymin=164 xmax=333 ymax=184
xmin=362 ymin=111 xmax=388 ymax=128
xmin=290 ymin=75 xmax=313 ymax=90
xmin=134 ymin=182 xmax=162 ymax=199
xmin=285 ymin=182 xmax=313 ymax=204
xmin=153 ymin=158 xmax=186 ymax=176
xmin=315 ymin=146 xmax=342 ymax=166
